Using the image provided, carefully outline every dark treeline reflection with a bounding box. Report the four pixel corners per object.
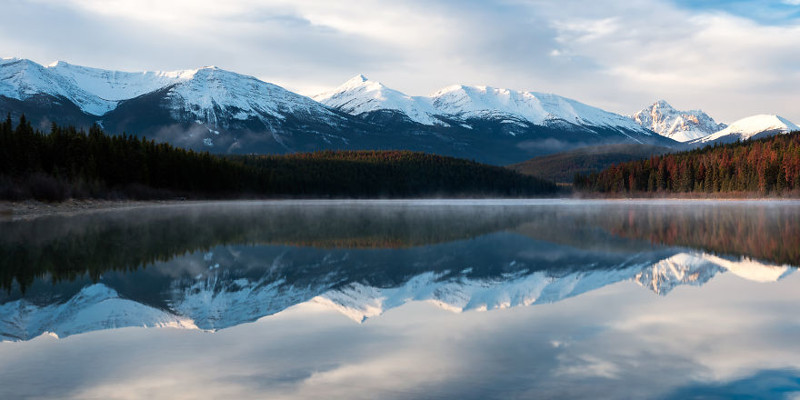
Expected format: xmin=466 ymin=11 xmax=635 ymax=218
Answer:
xmin=0 ymin=202 xmax=544 ymax=292
xmin=2 ymin=201 xmax=798 ymax=293
xmin=591 ymin=204 xmax=800 ymax=266
xmin=509 ymin=203 xmax=800 ymax=266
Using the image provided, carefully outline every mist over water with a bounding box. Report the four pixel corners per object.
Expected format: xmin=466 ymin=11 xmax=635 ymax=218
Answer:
xmin=1 ymin=200 xmax=799 ymax=399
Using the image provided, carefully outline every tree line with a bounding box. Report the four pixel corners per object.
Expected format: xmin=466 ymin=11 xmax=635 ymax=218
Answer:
xmin=235 ymin=150 xmax=557 ymax=197
xmin=0 ymin=115 xmax=558 ymax=200
xmin=574 ymin=132 xmax=800 ymax=195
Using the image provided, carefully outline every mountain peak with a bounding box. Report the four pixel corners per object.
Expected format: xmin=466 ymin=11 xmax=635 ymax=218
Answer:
xmin=313 ymin=75 xmax=442 ymax=125
xmin=1 ymin=57 xmax=37 ymax=67
xmin=633 ymin=101 xmax=724 ymax=142
xmin=335 ymin=74 xmax=385 ymax=92
xmin=652 ymin=99 xmax=675 ymax=110
xmin=47 ymin=60 xmax=70 ymax=68
xmin=347 ymin=74 xmax=369 ymax=84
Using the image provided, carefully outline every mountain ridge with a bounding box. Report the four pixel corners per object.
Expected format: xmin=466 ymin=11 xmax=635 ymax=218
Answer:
xmin=0 ymin=58 xmax=674 ymax=164
xmin=318 ymin=74 xmax=654 ymax=137
xmin=690 ymin=114 xmax=800 ymax=145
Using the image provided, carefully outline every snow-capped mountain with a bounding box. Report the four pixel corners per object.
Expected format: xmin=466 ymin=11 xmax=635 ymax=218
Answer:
xmin=161 ymin=67 xmax=340 ymax=126
xmin=690 ymin=114 xmax=800 ymax=145
xmin=0 ymin=58 xmax=119 ymax=116
xmin=0 ymin=58 xmax=676 ymax=164
xmin=632 ymin=100 xmax=726 ymax=142
xmin=429 ymin=85 xmax=652 ymax=133
xmin=313 ymin=75 xmax=441 ymax=125
xmin=317 ymin=75 xmax=654 ymax=137
xmin=0 ymin=58 xmax=350 ymax=151
xmin=47 ymin=61 xmax=195 ymax=110
xmin=1 ymin=57 xmax=329 ymax=122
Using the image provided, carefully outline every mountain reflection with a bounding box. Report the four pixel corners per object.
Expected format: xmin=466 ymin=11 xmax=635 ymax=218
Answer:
xmin=0 ymin=200 xmax=797 ymax=341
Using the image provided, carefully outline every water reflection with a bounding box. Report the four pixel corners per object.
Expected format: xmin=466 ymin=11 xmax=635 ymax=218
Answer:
xmin=0 ymin=200 xmax=797 ymax=341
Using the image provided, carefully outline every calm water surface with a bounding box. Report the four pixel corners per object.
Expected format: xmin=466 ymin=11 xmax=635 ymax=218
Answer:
xmin=1 ymin=200 xmax=799 ymax=399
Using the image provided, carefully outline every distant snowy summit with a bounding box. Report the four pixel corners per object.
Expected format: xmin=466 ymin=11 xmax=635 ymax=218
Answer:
xmin=632 ymin=100 xmax=726 ymax=142
xmin=690 ymin=114 xmax=800 ymax=145
xmin=316 ymin=74 xmax=652 ymax=135
xmin=631 ymin=99 xmax=799 ymax=146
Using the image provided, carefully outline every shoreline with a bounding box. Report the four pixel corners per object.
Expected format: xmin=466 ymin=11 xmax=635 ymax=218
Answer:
xmin=0 ymin=199 xmax=198 ymax=221
xmin=3 ymin=196 xmax=800 ymax=221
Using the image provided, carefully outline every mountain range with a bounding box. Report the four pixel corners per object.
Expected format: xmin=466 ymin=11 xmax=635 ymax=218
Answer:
xmin=1 ymin=58 xmax=797 ymax=165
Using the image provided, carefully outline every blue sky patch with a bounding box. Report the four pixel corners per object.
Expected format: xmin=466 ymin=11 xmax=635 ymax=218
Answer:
xmin=672 ymin=0 xmax=800 ymax=24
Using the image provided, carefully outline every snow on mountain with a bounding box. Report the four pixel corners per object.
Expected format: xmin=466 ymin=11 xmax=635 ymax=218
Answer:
xmin=430 ymin=85 xmax=650 ymax=133
xmin=317 ymin=76 xmax=653 ymax=134
xmin=0 ymin=57 xmax=118 ymax=115
xmin=692 ymin=114 xmax=800 ymax=145
xmin=313 ymin=75 xmax=440 ymax=125
xmin=47 ymin=60 xmax=195 ymax=102
xmin=0 ymin=59 xmax=337 ymax=122
xmin=632 ymin=100 xmax=725 ymax=142
xmin=0 ymin=284 xmax=198 ymax=342
xmin=163 ymin=66 xmax=339 ymax=127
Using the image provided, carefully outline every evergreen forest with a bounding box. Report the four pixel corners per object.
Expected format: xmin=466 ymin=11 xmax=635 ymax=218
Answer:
xmin=574 ymin=132 xmax=800 ymax=195
xmin=0 ymin=115 xmax=558 ymax=200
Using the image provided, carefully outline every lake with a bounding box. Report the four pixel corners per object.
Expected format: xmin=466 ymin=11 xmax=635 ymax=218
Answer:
xmin=1 ymin=199 xmax=799 ymax=399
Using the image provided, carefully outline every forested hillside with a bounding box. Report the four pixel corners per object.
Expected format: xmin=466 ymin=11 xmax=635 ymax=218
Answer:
xmin=0 ymin=116 xmax=558 ymax=200
xmin=574 ymin=132 xmax=800 ymax=195
xmin=236 ymin=151 xmax=557 ymax=197
xmin=508 ymin=143 xmax=671 ymax=183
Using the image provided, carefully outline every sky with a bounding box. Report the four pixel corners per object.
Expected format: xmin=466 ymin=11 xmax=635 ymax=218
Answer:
xmin=2 ymin=0 xmax=799 ymax=123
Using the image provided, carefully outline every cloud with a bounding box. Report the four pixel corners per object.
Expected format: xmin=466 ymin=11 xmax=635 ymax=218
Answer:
xmin=1 ymin=0 xmax=798 ymax=123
